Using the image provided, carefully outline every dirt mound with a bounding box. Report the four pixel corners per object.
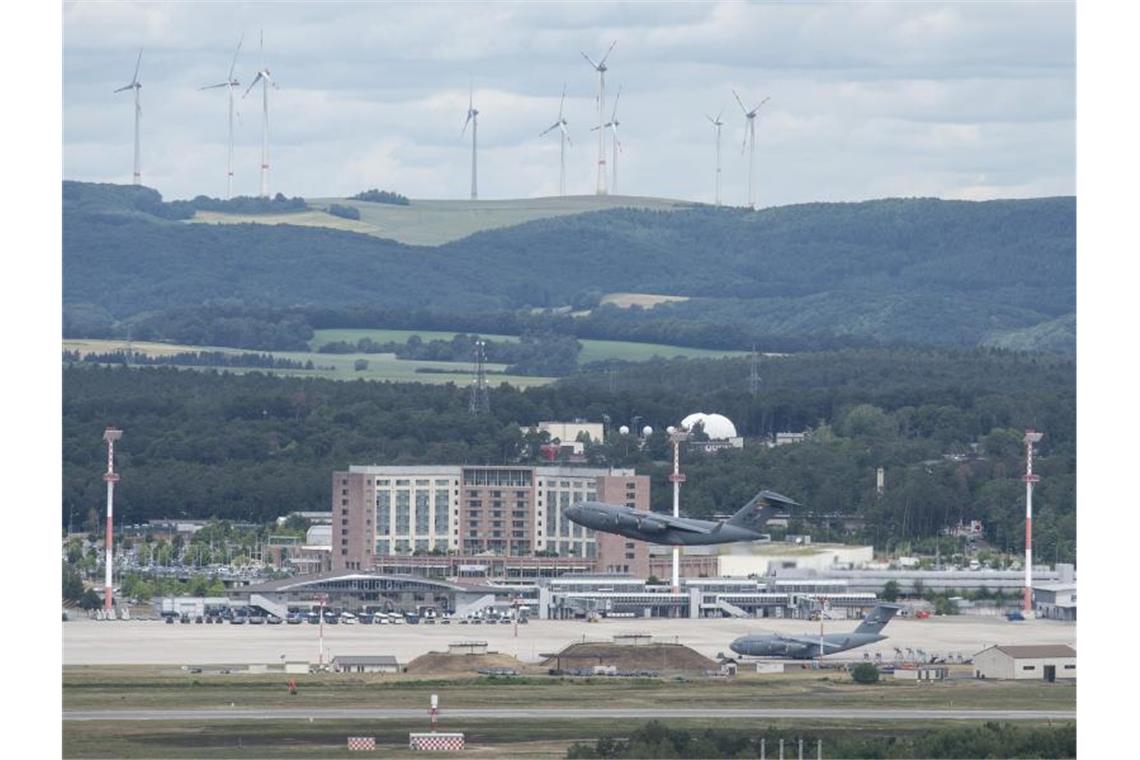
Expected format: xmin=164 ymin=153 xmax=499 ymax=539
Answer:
xmin=404 ymin=651 xmax=532 ymax=675
xmin=541 ymin=642 xmax=716 ymax=673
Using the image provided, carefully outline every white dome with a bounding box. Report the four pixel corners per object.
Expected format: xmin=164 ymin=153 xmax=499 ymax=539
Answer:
xmin=680 ymin=412 xmax=737 ymax=439
xmin=618 ymin=425 xmax=630 ymax=435
xmin=642 ymin=425 xmax=653 ymax=437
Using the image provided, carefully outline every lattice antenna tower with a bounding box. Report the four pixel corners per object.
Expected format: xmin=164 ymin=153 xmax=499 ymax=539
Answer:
xmin=748 ymin=345 xmax=761 ymax=396
xmin=469 ymin=339 xmax=490 ymax=414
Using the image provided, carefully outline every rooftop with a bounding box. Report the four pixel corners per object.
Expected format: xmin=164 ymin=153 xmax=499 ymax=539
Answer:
xmin=982 ymin=645 xmax=1076 ymax=659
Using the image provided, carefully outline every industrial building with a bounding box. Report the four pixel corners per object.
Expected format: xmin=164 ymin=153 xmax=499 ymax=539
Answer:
xmin=972 ymin=645 xmax=1076 ymax=681
xmin=332 ymin=464 xmax=650 ymax=576
xmin=648 ymin=542 xmax=874 ymax=579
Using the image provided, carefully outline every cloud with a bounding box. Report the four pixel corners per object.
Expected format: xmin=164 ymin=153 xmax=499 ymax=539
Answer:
xmin=63 ymin=1 xmax=1075 ymax=204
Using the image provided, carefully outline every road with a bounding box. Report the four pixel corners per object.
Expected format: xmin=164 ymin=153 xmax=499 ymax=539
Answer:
xmin=63 ymin=707 xmax=1075 ymax=722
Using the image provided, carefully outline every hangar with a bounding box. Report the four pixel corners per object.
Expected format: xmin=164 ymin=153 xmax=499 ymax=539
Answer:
xmin=973 ymin=644 xmax=1076 ymax=681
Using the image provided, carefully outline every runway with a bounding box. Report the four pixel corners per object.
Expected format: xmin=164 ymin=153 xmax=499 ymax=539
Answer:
xmin=64 ymin=707 xmax=1075 ymax=722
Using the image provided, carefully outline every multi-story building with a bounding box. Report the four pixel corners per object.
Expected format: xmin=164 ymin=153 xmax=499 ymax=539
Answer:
xmin=331 ymin=465 xmax=649 ymax=576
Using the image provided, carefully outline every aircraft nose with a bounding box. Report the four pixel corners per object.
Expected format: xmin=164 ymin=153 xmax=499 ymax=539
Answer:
xmin=729 ymin=636 xmax=746 ymax=655
xmin=565 ymin=505 xmax=582 ymax=520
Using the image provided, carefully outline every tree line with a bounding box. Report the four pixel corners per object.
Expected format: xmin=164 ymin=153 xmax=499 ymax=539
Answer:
xmin=61 ymin=346 xmax=1075 ymax=562
xmin=63 ymin=349 xmax=319 ymax=371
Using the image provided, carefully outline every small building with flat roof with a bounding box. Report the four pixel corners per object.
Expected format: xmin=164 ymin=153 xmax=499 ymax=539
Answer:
xmin=331 ymin=655 xmax=400 ymax=673
xmin=973 ymin=644 xmax=1076 ymax=681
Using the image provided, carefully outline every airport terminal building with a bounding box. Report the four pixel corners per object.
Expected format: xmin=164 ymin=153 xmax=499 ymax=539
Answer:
xmin=332 ymin=464 xmax=650 ymax=576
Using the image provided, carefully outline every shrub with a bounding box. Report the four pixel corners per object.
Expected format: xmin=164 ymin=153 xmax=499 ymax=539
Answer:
xmin=851 ymin=662 xmax=880 ymax=684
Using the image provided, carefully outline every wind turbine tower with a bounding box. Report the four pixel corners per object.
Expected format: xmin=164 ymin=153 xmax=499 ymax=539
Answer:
xmin=243 ymin=31 xmax=277 ymax=198
xmin=462 ymin=82 xmax=479 ymax=200
xmin=581 ymin=41 xmax=616 ymax=195
xmin=201 ymin=35 xmax=243 ymax=198
xmin=539 ymin=85 xmax=572 ymax=195
xmin=706 ymin=107 xmax=725 ymax=206
xmin=591 ymin=86 xmax=623 ymax=192
xmin=733 ymin=90 xmax=770 ymax=210
xmin=113 ymin=49 xmax=143 ymax=185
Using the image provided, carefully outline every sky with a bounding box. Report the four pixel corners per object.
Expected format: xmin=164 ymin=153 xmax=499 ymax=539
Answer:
xmin=61 ymin=0 xmax=1076 ymax=205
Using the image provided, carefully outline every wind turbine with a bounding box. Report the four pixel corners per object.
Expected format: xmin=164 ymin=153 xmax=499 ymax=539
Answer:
xmin=200 ymin=35 xmax=243 ymax=198
xmin=705 ymin=106 xmax=725 ymax=206
xmin=581 ymin=40 xmax=616 ymax=195
xmin=591 ymin=86 xmax=622 ymax=194
xmin=733 ymin=89 xmax=770 ymax=210
xmin=243 ymin=30 xmax=277 ymax=198
xmin=539 ymin=85 xmax=572 ymax=196
xmin=461 ymin=81 xmax=479 ymax=200
xmin=113 ymin=49 xmax=143 ymax=185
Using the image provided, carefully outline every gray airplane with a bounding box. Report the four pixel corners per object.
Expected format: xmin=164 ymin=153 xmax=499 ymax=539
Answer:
xmin=563 ymin=490 xmax=798 ymax=545
xmin=729 ymin=604 xmax=901 ymax=659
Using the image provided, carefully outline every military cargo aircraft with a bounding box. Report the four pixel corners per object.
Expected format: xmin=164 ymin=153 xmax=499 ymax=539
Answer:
xmin=564 ymin=489 xmax=798 ymax=545
xmin=729 ymin=604 xmax=902 ymax=659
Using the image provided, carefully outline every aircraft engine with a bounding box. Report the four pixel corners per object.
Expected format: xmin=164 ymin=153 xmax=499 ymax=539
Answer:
xmin=636 ymin=517 xmax=667 ymax=532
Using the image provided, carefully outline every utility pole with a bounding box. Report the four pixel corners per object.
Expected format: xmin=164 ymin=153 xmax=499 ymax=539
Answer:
xmin=468 ymin=339 xmax=490 ymax=415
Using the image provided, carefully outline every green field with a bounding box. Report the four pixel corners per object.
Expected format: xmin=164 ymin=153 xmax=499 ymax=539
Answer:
xmin=191 ymin=195 xmax=690 ymax=246
xmin=309 ymin=329 xmax=746 ymax=364
xmin=61 ymin=668 xmax=1074 ymax=758
xmin=63 ymin=339 xmax=553 ymax=388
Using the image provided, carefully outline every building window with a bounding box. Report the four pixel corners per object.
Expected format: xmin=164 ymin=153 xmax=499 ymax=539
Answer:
xmin=1022 ymin=665 xmax=1036 ymax=671
xmin=396 ymin=491 xmax=410 ymax=534
xmin=1064 ymin=664 xmax=1075 ymax=669
xmin=377 ymin=492 xmax=391 ymax=534
xmin=415 ymin=491 xmax=430 ymax=533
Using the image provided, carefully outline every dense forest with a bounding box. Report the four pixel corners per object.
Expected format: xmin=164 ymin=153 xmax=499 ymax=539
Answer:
xmin=61 ymin=347 xmax=1075 ymax=562
xmin=62 ymin=182 xmax=1075 ymax=353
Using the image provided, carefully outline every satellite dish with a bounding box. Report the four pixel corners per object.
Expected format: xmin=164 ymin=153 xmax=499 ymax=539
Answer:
xmin=618 ymin=425 xmax=630 ymax=435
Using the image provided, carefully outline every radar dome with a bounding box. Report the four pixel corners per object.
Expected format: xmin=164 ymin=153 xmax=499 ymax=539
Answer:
xmin=680 ymin=412 xmax=738 ymax=439
xmin=642 ymin=425 xmax=653 ymax=437
xmin=618 ymin=425 xmax=630 ymax=435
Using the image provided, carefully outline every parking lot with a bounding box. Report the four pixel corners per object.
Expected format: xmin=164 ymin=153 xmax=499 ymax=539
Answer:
xmin=63 ymin=614 xmax=1076 ymax=667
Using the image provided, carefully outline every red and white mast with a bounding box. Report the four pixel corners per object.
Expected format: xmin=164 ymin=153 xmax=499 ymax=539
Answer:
xmin=1023 ymin=430 xmax=1043 ymax=614
xmin=102 ymin=427 xmax=123 ymax=612
xmin=667 ymin=429 xmax=690 ymax=590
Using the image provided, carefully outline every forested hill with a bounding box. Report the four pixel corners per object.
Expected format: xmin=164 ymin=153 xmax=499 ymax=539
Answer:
xmin=62 ymin=182 xmax=1075 ymax=352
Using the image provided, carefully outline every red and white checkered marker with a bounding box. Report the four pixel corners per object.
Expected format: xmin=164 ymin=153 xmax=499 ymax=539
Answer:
xmin=347 ymin=737 xmax=376 ymax=751
xmin=409 ymin=733 xmax=465 ymax=751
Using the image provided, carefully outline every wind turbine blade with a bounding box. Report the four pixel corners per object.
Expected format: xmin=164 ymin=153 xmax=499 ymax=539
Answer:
xmin=754 ymin=96 xmax=771 ymax=111
xmin=580 ymin=51 xmax=599 ymax=69
xmin=242 ymin=72 xmax=262 ymax=99
xmin=610 ymin=86 xmax=622 ymax=120
xmin=558 ymin=84 xmax=566 ymax=119
xmin=132 ymin=48 xmax=143 ymax=85
xmin=540 ymin=122 xmax=560 ymax=137
xmin=113 ymin=84 xmax=132 ymax=93
xmin=732 ymin=89 xmax=748 ymax=115
xmin=561 ymin=123 xmax=572 ymax=146
xmin=599 ymin=40 xmax=617 ymax=66
xmin=200 ymin=82 xmax=230 ymax=90
xmin=229 ymin=33 xmax=244 ymax=80
xmin=461 ymin=112 xmax=472 ymax=137
xmin=717 ymin=105 xmax=725 ymax=122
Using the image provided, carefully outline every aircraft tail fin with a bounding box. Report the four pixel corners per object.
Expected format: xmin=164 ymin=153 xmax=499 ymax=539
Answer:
xmin=854 ymin=604 xmax=901 ymax=635
xmin=724 ymin=490 xmax=799 ymax=532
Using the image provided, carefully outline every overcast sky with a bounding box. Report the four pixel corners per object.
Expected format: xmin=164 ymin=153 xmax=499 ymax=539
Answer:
xmin=62 ymin=0 xmax=1075 ymax=205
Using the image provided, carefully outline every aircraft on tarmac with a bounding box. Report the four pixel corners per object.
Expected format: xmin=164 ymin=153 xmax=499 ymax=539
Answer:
xmin=563 ymin=490 xmax=798 ymax=546
xmin=729 ymin=604 xmax=902 ymax=660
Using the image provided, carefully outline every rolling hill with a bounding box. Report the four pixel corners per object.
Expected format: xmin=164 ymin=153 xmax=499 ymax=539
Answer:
xmin=62 ymin=182 xmax=1075 ymax=354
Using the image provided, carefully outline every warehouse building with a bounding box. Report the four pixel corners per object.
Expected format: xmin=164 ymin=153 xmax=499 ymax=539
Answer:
xmin=332 ymin=464 xmax=650 ymax=576
xmin=973 ymin=645 xmax=1076 ymax=681
xmin=331 ymin=655 xmax=400 ymax=674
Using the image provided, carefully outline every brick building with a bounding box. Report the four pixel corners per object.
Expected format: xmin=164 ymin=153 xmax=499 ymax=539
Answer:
xmin=331 ymin=465 xmax=650 ymax=577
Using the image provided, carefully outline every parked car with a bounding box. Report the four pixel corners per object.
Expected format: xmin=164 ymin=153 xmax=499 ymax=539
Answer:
xmin=286 ymin=612 xmax=304 ymax=624
xmin=266 ymin=614 xmax=283 ymax=625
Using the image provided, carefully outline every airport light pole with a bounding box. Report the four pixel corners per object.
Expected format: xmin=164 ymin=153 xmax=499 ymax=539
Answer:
xmin=1023 ymin=430 xmax=1043 ymax=615
xmin=667 ymin=430 xmax=690 ymax=590
xmin=102 ymin=427 xmax=123 ymax=613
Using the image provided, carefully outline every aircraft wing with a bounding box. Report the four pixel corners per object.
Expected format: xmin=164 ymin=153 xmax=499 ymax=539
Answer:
xmin=652 ymin=515 xmax=713 ymax=534
xmin=776 ymin=634 xmax=848 ymax=651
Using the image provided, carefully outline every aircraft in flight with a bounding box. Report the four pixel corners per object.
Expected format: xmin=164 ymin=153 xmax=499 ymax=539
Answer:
xmin=563 ymin=490 xmax=798 ymax=545
xmin=729 ymin=604 xmax=902 ymax=659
